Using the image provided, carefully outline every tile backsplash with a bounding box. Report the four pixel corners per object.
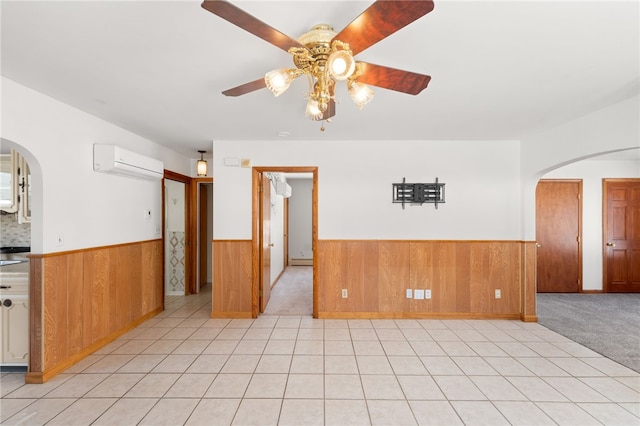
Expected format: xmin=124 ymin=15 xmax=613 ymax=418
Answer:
xmin=0 ymin=213 xmax=30 ymax=247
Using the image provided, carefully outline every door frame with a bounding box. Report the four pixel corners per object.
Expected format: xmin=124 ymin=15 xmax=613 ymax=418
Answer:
xmin=602 ymin=178 xmax=640 ymax=292
xmin=192 ymin=177 xmax=213 ymax=293
xmin=252 ymin=166 xmax=318 ymax=318
xmin=163 ymin=170 xmax=192 ymax=296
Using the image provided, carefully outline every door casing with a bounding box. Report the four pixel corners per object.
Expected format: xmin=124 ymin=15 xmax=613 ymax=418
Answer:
xmin=603 ymin=178 xmax=640 ymax=292
xmin=252 ymin=166 xmax=318 ymax=318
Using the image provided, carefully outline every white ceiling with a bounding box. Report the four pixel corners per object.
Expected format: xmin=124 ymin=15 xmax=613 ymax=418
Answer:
xmin=1 ymin=1 xmax=638 ymax=159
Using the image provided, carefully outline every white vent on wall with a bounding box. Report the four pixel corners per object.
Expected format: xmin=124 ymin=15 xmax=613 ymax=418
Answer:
xmin=93 ymin=144 xmax=163 ymax=180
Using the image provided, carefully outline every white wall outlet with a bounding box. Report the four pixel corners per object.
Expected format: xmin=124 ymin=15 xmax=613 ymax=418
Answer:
xmin=495 ymin=289 xmax=502 ymax=299
xmin=341 ymin=289 xmax=348 ymax=298
xmin=425 ymin=289 xmax=432 ymax=299
xmin=414 ymin=289 xmax=425 ymax=300
xmin=406 ymin=289 xmax=413 ymax=299
xmin=56 ymin=234 xmax=64 ymax=247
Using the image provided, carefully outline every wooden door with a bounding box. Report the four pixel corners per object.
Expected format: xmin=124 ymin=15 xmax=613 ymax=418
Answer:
xmin=536 ymin=180 xmax=582 ymax=292
xmin=260 ymin=175 xmax=272 ymax=312
xmin=604 ymin=179 xmax=640 ymax=292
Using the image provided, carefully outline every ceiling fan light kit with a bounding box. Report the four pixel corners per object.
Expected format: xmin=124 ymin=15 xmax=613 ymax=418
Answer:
xmin=202 ymin=0 xmax=435 ymax=127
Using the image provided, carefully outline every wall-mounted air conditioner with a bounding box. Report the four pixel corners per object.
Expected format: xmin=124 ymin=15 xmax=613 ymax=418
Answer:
xmin=276 ymin=180 xmax=292 ymax=198
xmin=93 ymin=144 xmax=164 ymax=180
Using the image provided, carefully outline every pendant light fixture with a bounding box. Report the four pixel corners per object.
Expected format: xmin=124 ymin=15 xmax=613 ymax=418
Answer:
xmin=196 ymin=150 xmax=208 ymax=176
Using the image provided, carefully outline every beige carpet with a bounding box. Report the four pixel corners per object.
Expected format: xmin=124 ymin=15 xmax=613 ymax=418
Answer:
xmin=263 ymin=266 xmax=312 ymax=316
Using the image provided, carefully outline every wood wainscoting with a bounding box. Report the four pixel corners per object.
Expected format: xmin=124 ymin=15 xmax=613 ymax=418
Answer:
xmin=211 ymin=239 xmax=537 ymax=321
xmin=317 ymin=240 xmax=536 ymax=320
xmin=212 ymin=240 xmax=252 ymax=318
xmin=27 ymin=240 xmax=163 ymax=383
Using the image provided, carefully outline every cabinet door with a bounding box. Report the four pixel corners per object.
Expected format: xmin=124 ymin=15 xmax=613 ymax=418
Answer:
xmin=2 ymin=295 xmax=29 ymax=365
xmin=0 ymin=151 xmax=18 ymax=213
xmin=17 ymin=155 xmax=31 ymax=224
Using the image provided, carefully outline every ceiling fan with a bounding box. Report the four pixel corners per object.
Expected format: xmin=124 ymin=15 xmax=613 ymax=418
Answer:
xmin=201 ymin=0 xmax=434 ymax=125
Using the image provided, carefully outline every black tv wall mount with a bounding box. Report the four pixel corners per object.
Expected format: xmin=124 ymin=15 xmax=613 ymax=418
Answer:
xmin=392 ymin=177 xmax=445 ymax=209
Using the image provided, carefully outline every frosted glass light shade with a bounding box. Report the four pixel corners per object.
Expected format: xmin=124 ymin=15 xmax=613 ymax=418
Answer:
xmin=348 ymin=81 xmax=375 ymax=109
xmin=196 ymin=158 xmax=207 ymax=176
xmin=327 ymin=50 xmax=355 ymax=80
xmin=265 ymin=68 xmax=294 ymax=97
xmin=305 ymin=99 xmax=324 ymax=120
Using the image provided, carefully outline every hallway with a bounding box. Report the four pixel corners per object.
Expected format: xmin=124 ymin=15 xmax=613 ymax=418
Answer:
xmin=1 ymin=286 xmax=639 ymax=425
xmin=264 ymin=267 xmax=313 ymax=316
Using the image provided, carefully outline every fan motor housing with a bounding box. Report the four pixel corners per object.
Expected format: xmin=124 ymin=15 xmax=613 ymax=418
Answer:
xmin=293 ymin=24 xmax=336 ymax=71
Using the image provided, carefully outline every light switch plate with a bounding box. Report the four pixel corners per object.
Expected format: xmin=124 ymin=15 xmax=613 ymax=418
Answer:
xmin=406 ymin=289 xmax=413 ymax=299
xmin=414 ymin=289 xmax=425 ymax=300
xmin=425 ymin=289 xmax=432 ymax=299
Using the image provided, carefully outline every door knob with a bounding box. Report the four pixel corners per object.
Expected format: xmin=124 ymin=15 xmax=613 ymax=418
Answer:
xmin=269 ymin=243 xmax=274 ymax=247
xmin=606 ymin=242 xmax=616 ymax=247
xmin=535 ymin=243 xmax=541 ymax=248
xmin=3 ymin=299 xmax=12 ymax=307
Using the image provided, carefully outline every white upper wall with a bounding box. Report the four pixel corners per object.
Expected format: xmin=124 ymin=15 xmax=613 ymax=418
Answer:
xmin=1 ymin=78 xmax=192 ymax=253
xmin=213 ymin=139 xmax=522 ymax=240
xmin=520 ymin=94 xmax=640 ymax=240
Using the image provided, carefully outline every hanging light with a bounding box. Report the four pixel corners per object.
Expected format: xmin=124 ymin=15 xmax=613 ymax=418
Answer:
xmin=263 ymin=25 xmax=374 ymax=126
xmin=327 ymin=49 xmax=356 ymax=80
xmin=196 ymin=150 xmax=207 ymax=176
xmin=305 ymin=99 xmax=324 ymax=121
xmin=348 ymin=80 xmax=375 ymax=110
xmin=265 ymin=68 xmax=298 ymax=97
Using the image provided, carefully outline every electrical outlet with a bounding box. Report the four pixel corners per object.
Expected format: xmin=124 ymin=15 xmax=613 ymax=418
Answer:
xmin=406 ymin=289 xmax=413 ymax=299
xmin=341 ymin=289 xmax=348 ymax=298
xmin=56 ymin=234 xmax=64 ymax=247
xmin=495 ymin=289 xmax=502 ymax=299
xmin=425 ymin=289 xmax=432 ymax=299
xmin=414 ymin=289 xmax=425 ymax=300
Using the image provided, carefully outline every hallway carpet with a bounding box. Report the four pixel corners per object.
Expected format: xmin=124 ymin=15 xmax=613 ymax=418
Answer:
xmin=264 ymin=266 xmax=313 ymax=316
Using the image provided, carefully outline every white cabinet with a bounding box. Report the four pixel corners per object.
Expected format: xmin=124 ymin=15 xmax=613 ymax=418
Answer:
xmin=0 ymin=278 xmax=29 ymax=366
xmin=17 ymin=155 xmax=31 ymax=224
xmin=0 ymin=149 xmax=30 ymax=222
xmin=0 ymin=151 xmax=19 ymax=213
xmin=1 ymin=295 xmax=29 ymax=365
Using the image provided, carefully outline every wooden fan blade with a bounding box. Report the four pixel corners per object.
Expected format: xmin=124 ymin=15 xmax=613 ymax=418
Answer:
xmin=333 ymin=0 xmax=434 ymax=56
xmin=357 ymin=62 xmax=431 ymax=95
xmin=201 ymin=0 xmax=304 ymax=52
xmin=222 ymin=78 xmax=266 ymax=97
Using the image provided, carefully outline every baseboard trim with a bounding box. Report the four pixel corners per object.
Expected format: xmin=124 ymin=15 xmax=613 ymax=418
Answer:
xmin=520 ymin=314 xmax=538 ymax=322
xmin=211 ymin=311 xmax=252 ymax=319
xmin=26 ymin=306 xmax=163 ymax=384
xmin=290 ymin=258 xmax=313 ymax=266
xmin=318 ymin=312 xmax=521 ymax=320
xmin=581 ymin=290 xmax=604 ymax=294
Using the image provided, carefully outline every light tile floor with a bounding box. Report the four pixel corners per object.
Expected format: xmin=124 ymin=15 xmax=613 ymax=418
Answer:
xmin=1 ymin=287 xmax=639 ymax=426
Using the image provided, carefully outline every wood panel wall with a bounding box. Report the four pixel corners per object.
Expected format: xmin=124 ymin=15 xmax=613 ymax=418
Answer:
xmin=211 ymin=239 xmax=537 ymax=321
xmin=317 ymin=240 xmax=533 ymax=319
xmin=27 ymin=240 xmax=163 ymax=383
xmin=212 ymin=240 xmax=252 ymax=317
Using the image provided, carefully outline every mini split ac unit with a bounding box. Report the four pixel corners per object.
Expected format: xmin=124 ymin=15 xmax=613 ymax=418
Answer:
xmin=276 ymin=181 xmax=292 ymax=198
xmin=93 ymin=144 xmax=164 ymax=180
